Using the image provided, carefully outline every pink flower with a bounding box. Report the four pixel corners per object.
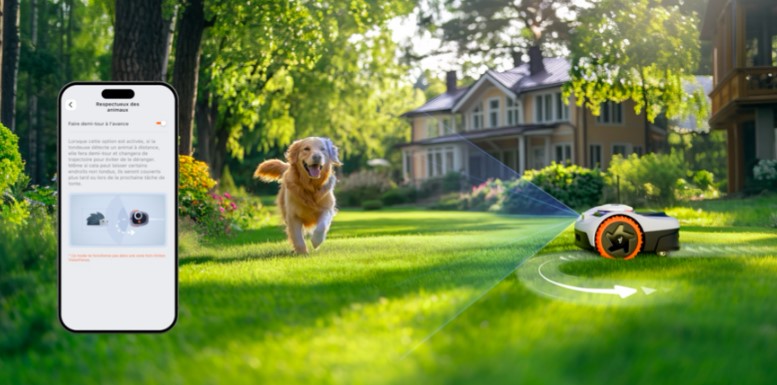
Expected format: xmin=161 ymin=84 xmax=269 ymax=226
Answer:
xmin=219 ymin=206 xmax=225 ymax=213
xmin=230 ymin=202 xmax=237 ymax=210
xmin=224 ymin=192 xmax=232 ymax=199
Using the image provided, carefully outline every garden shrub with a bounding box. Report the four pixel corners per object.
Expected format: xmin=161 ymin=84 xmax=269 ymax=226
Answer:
xmin=466 ymin=179 xmax=505 ymax=211
xmin=606 ymin=152 xmax=686 ymax=206
xmin=336 ymin=170 xmax=395 ymax=207
xmin=0 ymin=206 xmax=58 ymax=355
xmin=753 ymin=159 xmax=777 ymax=191
xmin=362 ymin=199 xmax=383 ymax=210
xmin=520 ymin=162 xmax=604 ymax=209
xmin=692 ymin=170 xmax=715 ymax=191
xmin=381 ymin=185 xmax=418 ymax=206
xmin=430 ymin=192 xmax=466 ymax=210
xmin=0 ymin=123 xmax=23 ymax=193
xmin=442 ymin=171 xmax=464 ymax=193
xmin=179 ymin=155 xmax=236 ymax=235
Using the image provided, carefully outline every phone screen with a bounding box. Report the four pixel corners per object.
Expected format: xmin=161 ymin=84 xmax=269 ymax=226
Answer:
xmin=58 ymin=83 xmax=177 ymax=332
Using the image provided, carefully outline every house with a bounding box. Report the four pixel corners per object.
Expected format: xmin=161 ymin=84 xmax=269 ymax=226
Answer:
xmin=701 ymin=0 xmax=777 ymax=193
xmin=399 ymin=47 xmax=667 ymax=185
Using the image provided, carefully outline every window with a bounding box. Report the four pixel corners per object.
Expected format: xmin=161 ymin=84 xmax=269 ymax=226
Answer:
xmin=488 ymin=98 xmax=500 ymax=128
xmin=454 ymin=115 xmax=464 ymax=132
xmin=597 ymin=102 xmax=623 ymax=124
xmin=745 ymin=8 xmax=777 ymax=67
xmin=544 ymin=94 xmax=552 ymax=122
xmin=403 ymin=151 xmax=412 ymax=179
xmin=507 ymin=98 xmax=522 ymax=125
xmin=589 ymin=144 xmax=602 ymax=168
xmin=633 ymin=146 xmax=643 ymax=156
xmin=426 ymin=117 xmax=439 ymax=138
xmin=612 ymin=144 xmax=630 ymax=156
xmin=555 ymin=143 xmax=572 ymax=164
xmin=535 ymin=93 xmax=560 ymax=123
xmin=555 ymin=92 xmax=569 ymax=121
xmin=426 ymin=147 xmax=458 ymax=177
xmin=535 ymin=95 xmax=544 ymax=123
xmin=435 ymin=151 xmax=443 ymax=176
xmin=441 ymin=116 xmax=454 ymax=135
xmin=471 ymin=103 xmax=484 ymax=130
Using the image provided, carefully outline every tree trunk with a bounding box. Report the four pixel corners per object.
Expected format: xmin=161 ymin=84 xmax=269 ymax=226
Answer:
xmin=172 ymin=0 xmax=207 ymax=155
xmin=2 ymin=0 xmax=19 ymax=131
xmin=27 ymin=0 xmax=38 ymax=183
xmin=195 ymin=85 xmax=215 ymax=166
xmin=36 ymin=0 xmax=49 ymax=183
xmin=160 ymin=5 xmax=178 ymax=80
xmin=112 ymin=0 xmax=167 ymax=81
xmin=212 ymin=117 xmax=229 ymax=180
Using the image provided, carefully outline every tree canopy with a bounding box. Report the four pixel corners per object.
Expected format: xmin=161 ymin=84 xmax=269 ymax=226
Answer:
xmin=565 ymin=0 xmax=707 ymax=125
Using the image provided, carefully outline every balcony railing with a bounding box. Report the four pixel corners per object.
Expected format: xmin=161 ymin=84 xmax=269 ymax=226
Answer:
xmin=711 ymin=67 xmax=777 ymax=118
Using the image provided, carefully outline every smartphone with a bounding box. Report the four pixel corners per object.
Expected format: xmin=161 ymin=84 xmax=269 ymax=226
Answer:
xmin=58 ymin=82 xmax=178 ymax=332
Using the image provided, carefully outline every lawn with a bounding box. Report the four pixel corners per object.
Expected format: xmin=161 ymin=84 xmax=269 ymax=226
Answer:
xmin=3 ymin=197 xmax=777 ymax=384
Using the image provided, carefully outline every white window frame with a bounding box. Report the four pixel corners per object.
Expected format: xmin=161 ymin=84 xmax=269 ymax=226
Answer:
xmin=554 ymin=142 xmax=573 ymax=164
xmin=487 ymin=97 xmax=500 ymax=128
xmin=470 ymin=103 xmax=484 ymax=130
xmin=589 ymin=144 xmax=602 ymax=168
xmin=534 ymin=92 xmax=562 ymax=123
xmin=506 ymin=97 xmax=522 ymax=125
xmin=426 ymin=146 xmax=460 ymax=178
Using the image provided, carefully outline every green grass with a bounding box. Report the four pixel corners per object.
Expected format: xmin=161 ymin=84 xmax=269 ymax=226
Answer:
xmin=3 ymin=196 xmax=777 ymax=384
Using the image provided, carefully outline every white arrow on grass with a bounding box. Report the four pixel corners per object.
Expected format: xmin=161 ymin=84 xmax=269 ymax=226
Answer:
xmin=538 ymin=260 xmax=638 ymax=298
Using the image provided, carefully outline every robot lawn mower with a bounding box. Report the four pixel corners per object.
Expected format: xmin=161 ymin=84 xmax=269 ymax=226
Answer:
xmin=574 ymin=204 xmax=680 ymax=260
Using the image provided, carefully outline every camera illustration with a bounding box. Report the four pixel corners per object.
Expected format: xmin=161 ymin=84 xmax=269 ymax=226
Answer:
xmin=129 ymin=210 xmax=149 ymax=227
xmin=86 ymin=212 xmax=108 ymax=226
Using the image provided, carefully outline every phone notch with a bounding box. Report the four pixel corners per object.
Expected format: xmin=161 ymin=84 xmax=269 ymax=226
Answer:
xmin=101 ymin=89 xmax=135 ymax=99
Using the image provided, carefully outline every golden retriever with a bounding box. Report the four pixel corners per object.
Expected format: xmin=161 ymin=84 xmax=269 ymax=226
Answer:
xmin=254 ymin=137 xmax=342 ymax=254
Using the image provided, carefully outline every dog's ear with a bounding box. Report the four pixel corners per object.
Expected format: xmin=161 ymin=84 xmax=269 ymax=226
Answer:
xmin=324 ymin=138 xmax=342 ymax=166
xmin=285 ymin=140 xmax=303 ymax=164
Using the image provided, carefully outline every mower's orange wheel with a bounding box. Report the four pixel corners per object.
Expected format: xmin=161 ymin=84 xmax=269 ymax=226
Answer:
xmin=595 ymin=215 xmax=644 ymax=260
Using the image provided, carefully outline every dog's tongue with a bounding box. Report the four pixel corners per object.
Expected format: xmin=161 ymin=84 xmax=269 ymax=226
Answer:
xmin=309 ymin=164 xmax=321 ymax=177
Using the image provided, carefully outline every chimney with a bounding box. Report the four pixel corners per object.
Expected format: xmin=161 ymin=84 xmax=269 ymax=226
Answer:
xmin=446 ymin=70 xmax=457 ymax=93
xmin=511 ymin=50 xmax=523 ymax=68
xmin=528 ymin=45 xmax=545 ymax=75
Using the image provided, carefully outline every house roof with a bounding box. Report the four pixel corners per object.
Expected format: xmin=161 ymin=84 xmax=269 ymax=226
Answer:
xmin=398 ymin=123 xmax=559 ymax=147
xmin=402 ymin=87 xmax=470 ymax=117
xmin=404 ymin=57 xmax=572 ymax=117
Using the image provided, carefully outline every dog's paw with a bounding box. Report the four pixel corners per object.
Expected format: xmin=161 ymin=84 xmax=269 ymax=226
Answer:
xmin=311 ymin=229 xmax=326 ymax=249
xmin=293 ymin=245 xmax=309 ymax=254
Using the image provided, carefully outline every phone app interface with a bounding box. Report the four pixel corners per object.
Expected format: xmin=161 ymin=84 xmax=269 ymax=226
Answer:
xmin=60 ymin=85 xmax=176 ymax=331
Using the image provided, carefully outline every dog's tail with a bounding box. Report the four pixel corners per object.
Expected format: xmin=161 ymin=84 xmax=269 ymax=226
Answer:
xmin=254 ymin=159 xmax=289 ymax=182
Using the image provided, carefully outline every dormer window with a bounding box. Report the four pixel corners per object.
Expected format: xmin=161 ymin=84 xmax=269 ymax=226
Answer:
xmin=507 ymin=97 xmax=522 ymax=125
xmin=471 ymin=103 xmax=484 ymax=130
xmin=488 ymin=98 xmax=500 ymax=128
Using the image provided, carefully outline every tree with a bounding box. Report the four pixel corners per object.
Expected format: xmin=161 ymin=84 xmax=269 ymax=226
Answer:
xmin=111 ymin=0 xmax=167 ymax=80
xmin=415 ymin=0 xmax=579 ymax=65
xmin=2 ymin=0 xmax=20 ymax=131
xmin=565 ymin=0 xmax=707 ymax=153
xmin=172 ymin=0 xmax=211 ymax=155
